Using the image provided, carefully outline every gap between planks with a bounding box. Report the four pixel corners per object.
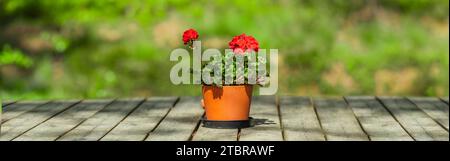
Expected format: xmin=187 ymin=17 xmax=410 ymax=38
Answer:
xmin=146 ymin=97 xmax=203 ymax=141
xmin=406 ymin=97 xmax=449 ymax=132
xmin=2 ymin=101 xmax=17 ymax=107
xmin=57 ymin=98 xmax=145 ymax=141
xmin=312 ymin=97 xmax=369 ymax=141
xmin=101 ymin=97 xmax=179 ymax=141
xmin=275 ymin=96 xmax=286 ymax=141
xmin=12 ymin=101 xmax=82 ymax=140
xmin=377 ymin=96 xmax=448 ymax=141
xmin=344 ymin=96 xmax=413 ymax=141
xmin=239 ymin=96 xmax=283 ymax=141
xmin=1 ymin=100 xmax=82 ymax=141
xmin=1 ymin=101 xmax=52 ymax=124
xmin=311 ymin=97 xmax=327 ymax=141
xmin=15 ymin=99 xmax=115 ymax=141
xmin=98 ymin=99 xmax=147 ymax=140
xmin=343 ymin=97 xmax=371 ymax=141
xmin=141 ymin=97 xmax=181 ymax=141
xmin=279 ymin=96 xmax=325 ymax=141
xmin=3 ymin=96 xmax=447 ymax=141
xmin=440 ymin=97 xmax=449 ymax=105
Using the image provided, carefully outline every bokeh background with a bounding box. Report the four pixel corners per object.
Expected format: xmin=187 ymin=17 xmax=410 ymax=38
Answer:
xmin=0 ymin=0 xmax=448 ymax=100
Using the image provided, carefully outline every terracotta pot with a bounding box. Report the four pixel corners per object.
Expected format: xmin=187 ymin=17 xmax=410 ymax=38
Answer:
xmin=202 ymin=85 xmax=253 ymax=121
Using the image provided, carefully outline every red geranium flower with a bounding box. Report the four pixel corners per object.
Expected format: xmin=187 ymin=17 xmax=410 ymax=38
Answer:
xmin=182 ymin=29 xmax=199 ymax=47
xmin=228 ymin=33 xmax=259 ymax=54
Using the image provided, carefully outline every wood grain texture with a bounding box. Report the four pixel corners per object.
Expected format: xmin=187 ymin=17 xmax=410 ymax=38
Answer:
xmin=192 ymin=127 xmax=238 ymax=141
xmin=101 ymin=97 xmax=177 ymax=141
xmin=14 ymin=100 xmax=113 ymax=141
xmin=345 ymin=96 xmax=412 ymax=141
xmin=2 ymin=97 xmax=447 ymax=141
xmin=408 ymin=97 xmax=449 ymax=131
xmin=378 ymin=97 xmax=448 ymax=141
xmin=279 ymin=96 xmax=325 ymax=141
xmin=0 ymin=101 xmax=79 ymax=141
xmin=57 ymin=99 xmax=144 ymax=141
xmin=239 ymin=96 xmax=283 ymax=141
xmin=1 ymin=101 xmax=49 ymax=123
xmin=313 ymin=97 xmax=369 ymax=141
xmin=146 ymin=97 xmax=203 ymax=141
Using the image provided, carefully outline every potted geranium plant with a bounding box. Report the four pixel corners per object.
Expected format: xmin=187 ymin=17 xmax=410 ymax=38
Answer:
xmin=182 ymin=29 xmax=266 ymax=128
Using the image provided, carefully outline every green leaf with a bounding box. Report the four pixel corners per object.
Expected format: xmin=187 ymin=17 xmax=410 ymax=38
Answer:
xmin=0 ymin=45 xmax=33 ymax=68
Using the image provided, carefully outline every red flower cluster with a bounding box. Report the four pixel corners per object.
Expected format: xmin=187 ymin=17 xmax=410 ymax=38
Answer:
xmin=181 ymin=29 xmax=260 ymax=54
xmin=182 ymin=29 xmax=199 ymax=45
xmin=228 ymin=33 xmax=259 ymax=54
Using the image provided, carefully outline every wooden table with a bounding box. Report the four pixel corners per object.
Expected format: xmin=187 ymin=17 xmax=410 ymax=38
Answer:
xmin=1 ymin=96 xmax=448 ymax=141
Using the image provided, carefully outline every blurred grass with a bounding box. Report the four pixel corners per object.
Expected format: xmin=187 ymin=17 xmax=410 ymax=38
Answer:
xmin=0 ymin=0 xmax=448 ymax=100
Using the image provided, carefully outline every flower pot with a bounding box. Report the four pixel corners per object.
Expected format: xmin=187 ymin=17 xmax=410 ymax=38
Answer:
xmin=202 ymin=85 xmax=253 ymax=127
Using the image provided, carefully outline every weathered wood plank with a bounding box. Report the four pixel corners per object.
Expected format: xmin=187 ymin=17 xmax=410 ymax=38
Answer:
xmin=192 ymin=127 xmax=238 ymax=141
xmin=0 ymin=101 xmax=79 ymax=141
xmin=190 ymin=99 xmax=238 ymax=141
xmin=101 ymin=97 xmax=177 ymax=141
xmin=146 ymin=97 xmax=203 ymax=141
xmin=313 ymin=97 xmax=369 ymax=141
xmin=378 ymin=97 xmax=448 ymax=141
xmin=279 ymin=96 xmax=325 ymax=141
xmin=408 ymin=97 xmax=449 ymax=131
xmin=441 ymin=97 xmax=449 ymax=105
xmin=58 ymin=99 xmax=144 ymax=141
xmin=2 ymin=101 xmax=16 ymax=107
xmin=14 ymin=100 xmax=113 ymax=141
xmin=345 ymin=96 xmax=413 ymax=141
xmin=239 ymin=96 xmax=283 ymax=141
xmin=1 ymin=101 xmax=49 ymax=123
xmin=190 ymin=102 xmax=237 ymax=141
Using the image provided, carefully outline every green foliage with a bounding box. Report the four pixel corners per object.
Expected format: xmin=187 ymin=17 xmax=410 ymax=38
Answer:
xmin=0 ymin=45 xmax=33 ymax=68
xmin=0 ymin=0 xmax=448 ymax=99
xmin=40 ymin=32 xmax=70 ymax=53
xmin=379 ymin=0 xmax=449 ymax=18
xmin=201 ymin=51 xmax=267 ymax=87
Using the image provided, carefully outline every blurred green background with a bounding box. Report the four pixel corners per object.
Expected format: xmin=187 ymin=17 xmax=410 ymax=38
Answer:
xmin=0 ymin=0 xmax=448 ymax=100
